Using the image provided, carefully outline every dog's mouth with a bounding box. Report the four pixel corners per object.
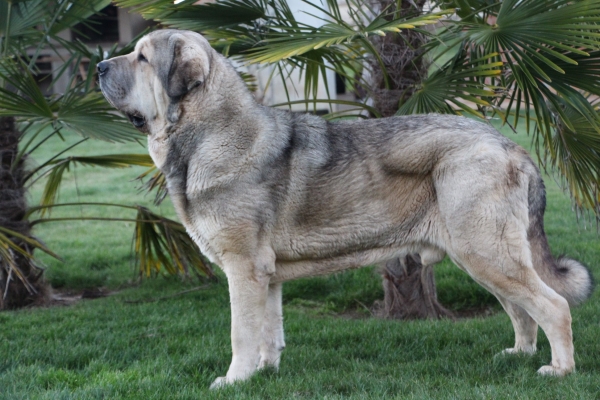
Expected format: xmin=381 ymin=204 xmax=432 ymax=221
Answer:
xmin=127 ymin=113 xmax=146 ymax=129
xmin=98 ymin=80 xmax=125 ymax=112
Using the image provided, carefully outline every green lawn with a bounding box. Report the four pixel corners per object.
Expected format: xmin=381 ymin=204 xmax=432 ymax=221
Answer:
xmin=0 ymin=120 xmax=599 ymax=399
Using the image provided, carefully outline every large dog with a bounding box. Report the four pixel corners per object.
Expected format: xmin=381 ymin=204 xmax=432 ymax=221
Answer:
xmin=98 ymin=30 xmax=593 ymax=388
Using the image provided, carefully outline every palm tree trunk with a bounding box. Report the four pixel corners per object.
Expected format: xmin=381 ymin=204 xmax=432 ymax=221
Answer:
xmin=369 ymin=0 xmax=453 ymax=319
xmin=0 ymin=116 xmax=47 ymax=309
xmin=381 ymin=254 xmax=453 ymax=319
xmin=369 ymin=0 xmax=430 ymax=117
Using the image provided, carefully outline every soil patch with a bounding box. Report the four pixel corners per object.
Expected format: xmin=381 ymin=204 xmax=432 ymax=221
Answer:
xmin=46 ymin=287 xmax=112 ymax=307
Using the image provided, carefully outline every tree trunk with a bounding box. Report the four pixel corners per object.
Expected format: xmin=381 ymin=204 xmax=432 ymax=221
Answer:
xmin=369 ymin=0 xmax=430 ymax=117
xmin=369 ymin=0 xmax=454 ymax=319
xmin=380 ymin=254 xmax=453 ymax=319
xmin=0 ymin=116 xmax=47 ymax=309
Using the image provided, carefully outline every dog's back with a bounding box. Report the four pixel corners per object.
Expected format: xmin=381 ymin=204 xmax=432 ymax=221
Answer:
xmin=267 ymin=113 xmax=525 ymax=261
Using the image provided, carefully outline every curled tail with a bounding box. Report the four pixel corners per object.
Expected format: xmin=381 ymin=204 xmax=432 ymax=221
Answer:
xmin=526 ymin=164 xmax=594 ymax=306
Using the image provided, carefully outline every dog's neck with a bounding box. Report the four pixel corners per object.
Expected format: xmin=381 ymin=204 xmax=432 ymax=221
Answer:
xmin=172 ymin=53 xmax=277 ymax=157
xmin=152 ymin=51 xmax=284 ymax=197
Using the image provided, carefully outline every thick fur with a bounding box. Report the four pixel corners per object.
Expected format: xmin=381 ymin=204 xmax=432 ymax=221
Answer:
xmin=98 ymin=30 xmax=593 ymax=388
xmin=526 ymin=173 xmax=594 ymax=306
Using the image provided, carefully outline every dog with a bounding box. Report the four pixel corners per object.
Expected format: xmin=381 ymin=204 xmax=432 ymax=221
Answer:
xmin=98 ymin=29 xmax=593 ymax=388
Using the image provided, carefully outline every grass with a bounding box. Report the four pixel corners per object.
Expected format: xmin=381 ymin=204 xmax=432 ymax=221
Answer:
xmin=23 ymin=131 xmax=177 ymax=288
xmin=0 ymin=120 xmax=599 ymax=398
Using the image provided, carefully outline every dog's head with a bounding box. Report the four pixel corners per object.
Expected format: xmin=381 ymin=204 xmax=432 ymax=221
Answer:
xmin=97 ymin=30 xmax=213 ymax=135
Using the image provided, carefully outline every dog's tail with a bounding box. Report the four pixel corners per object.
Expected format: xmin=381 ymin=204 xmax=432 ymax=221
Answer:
xmin=526 ymin=164 xmax=594 ymax=305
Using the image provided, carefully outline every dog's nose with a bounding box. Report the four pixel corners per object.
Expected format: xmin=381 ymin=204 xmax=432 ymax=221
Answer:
xmin=97 ymin=61 xmax=110 ymax=76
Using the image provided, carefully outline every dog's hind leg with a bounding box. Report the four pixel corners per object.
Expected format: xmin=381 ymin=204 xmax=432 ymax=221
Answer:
xmin=258 ymin=282 xmax=285 ymax=369
xmin=451 ymin=249 xmax=574 ymax=376
xmin=495 ymin=295 xmax=538 ymax=355
xmin=438 ymin=157 xmax=574 ymax=375
xmin=210 ymin=251 xmax=274 ymax=389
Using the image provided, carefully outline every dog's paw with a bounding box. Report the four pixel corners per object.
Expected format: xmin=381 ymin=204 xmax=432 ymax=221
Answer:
xmin=258 ymin=353 xmax=281 ymax=370
xmin=498 ymin=346 xmax=536 ymax=356
xmin=537 ymin=365 xmax=572 ymax=377
xmin=209 ymin=377 xmax=227 ymax=390
xmin=500 ymin=348 xmax=519 ymax=356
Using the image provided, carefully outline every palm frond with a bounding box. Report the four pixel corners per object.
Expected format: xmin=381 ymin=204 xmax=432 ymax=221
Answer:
xmin=1 ymin=0 xmax=113 ymax=70
xmin=0 ymin=59 xmax=141 ymax=142
xmin=136 ymin=166 xmax=168 ymax=206
xmin=397 ymin=51 xmax=502 ymax=116
xmin=437 ymin=0 xmax=600 ymax=105
xmin=134 ymin=206 xmax=214 ymax=279
xmin=543 ymin=101 xmax=600 ymax=215
xmin=274 ymin=45 xmax=365 ymax=110
xmin=245 ymin=11 xmax=449 ymax=64
xmin=115 ymin=0 xmax=186 ymax=21
xmin=0 ymin=225 xmax=61 ymax=297
xmin=272 ymin=98 xmax=381 ymax=118
xmin=433 ymin=0 xmax=600 ymax=216
xmin=0 ymin=59 xmax=53 ymax=121
xmin=116 ymin=0 xmax=448 ymax=114
xmin=25 ymin=202 xmax=214 ymax=279
xmin=0 ymin=0 xmax=47 ymax=51
xmin=35 ymin=154 xmax=154 ymax=213
xmin=157 ymin=0 xmax=267 ymax=31
xmin=0 ymin=226 xmax=61 ymax=261
xmin=441 ymin=0 xmax=506 ymax=22
xmin=53 ymin=91 xmax=142 ymax=142
xmin=49 ymin=0 xmax=112 ymax=35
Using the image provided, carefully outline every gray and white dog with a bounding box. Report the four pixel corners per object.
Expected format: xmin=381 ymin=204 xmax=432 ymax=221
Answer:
xmin=98 ymin=30 xmax=593 ymax=388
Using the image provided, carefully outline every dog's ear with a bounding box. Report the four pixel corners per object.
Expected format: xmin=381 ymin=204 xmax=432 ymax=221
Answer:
xmin=164 ymin=33 xmax=211 ymax=99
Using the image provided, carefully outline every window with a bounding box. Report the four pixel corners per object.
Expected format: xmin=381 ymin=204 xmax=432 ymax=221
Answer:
xmin=72 ymin=5 xmax=119 ymax=43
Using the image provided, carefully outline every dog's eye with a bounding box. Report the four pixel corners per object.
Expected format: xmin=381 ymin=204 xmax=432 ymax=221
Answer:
xmin=128 ymin=114 xmax=146 ymax=128
xmin=138 ymin=53 xmax=147 ymax=63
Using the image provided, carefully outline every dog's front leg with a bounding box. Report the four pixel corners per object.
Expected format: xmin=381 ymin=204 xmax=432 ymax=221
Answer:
xmin=259 ymin=282 xmax=285 ymax=369
xmin=210 ymin=253 xmax=273 ymax=389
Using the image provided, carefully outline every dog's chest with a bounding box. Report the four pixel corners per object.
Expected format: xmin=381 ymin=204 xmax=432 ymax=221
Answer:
xmin=148 ymin=135 xmax=168 ymax=169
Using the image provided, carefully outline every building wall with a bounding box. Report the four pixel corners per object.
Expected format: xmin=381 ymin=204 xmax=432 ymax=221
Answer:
xmin=47 ymin=5 xmax=152 ymax=95
xmin=46 ymin=2 xmax=351 ymax=114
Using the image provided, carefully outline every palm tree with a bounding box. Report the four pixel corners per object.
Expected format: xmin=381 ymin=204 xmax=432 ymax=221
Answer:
xmin=0 ymin=0 xmax=213 ymax=309
xmin=0 ymin=114 xmax=40 ymax=309
xmin=368 ymin=0 xmax=430 ymax=118
xmin=367 ymin=0 xmax=454 ymax=319
xmin=118 ymin=0 xmax=600 ymax=319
